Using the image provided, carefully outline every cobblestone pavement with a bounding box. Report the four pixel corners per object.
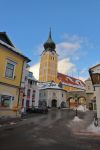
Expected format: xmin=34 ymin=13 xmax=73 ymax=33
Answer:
xmin=0 ymin=109 xmax=100 ymax=150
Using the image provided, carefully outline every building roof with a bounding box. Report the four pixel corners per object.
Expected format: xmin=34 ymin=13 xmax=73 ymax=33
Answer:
xmin=0 ymin=32 xmax=30 ymax=62
xmin=27 ymin=71 xmax=37 ymax=81
xmin=43 ymin=29 xmax=56 ymax=52
xmin=0 ymin=32 xmax=15 ymax=47
xmin=89 ymin=63 xmax=100 ymax=70
xmin=38 ymin=81 xmax=66 ymax=91
xmin=57 ymin=73 xmax=85 ymax=90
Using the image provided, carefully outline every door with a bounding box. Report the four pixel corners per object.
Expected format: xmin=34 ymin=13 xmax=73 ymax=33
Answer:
xmin=52 ymin=99 xmax=57 ymax=107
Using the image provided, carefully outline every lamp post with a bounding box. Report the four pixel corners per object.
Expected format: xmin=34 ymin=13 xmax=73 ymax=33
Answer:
xmin=75 ymin=94 xmax=78 ymax=116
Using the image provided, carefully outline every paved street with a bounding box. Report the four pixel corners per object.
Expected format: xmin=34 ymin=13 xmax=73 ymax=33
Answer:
xmin=0 ymin=109 xmax=100 ymax=150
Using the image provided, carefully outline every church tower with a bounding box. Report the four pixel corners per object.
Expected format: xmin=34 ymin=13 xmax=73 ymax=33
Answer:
xmin=39 ymin=30 xmax=58 ymax=82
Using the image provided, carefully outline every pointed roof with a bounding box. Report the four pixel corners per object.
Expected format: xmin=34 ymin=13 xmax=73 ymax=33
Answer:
xmin=46 ymin=28 xmax=53 ymax=43
xmin=0 ymin=32 xmax=15 ymax=47
xmin=0 ymin=32 xmax=30 ymax=62
xmin=44 ymin=29 xmax=56 ymax=51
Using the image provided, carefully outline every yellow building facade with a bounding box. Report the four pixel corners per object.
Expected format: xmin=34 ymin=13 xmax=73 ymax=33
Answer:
xmin=39 ymin=51 xmax=58 ymax=82
xmin=0 ymin=32 xmax=30 ymax=115
xmin=39 ymin=30 xmax=58 ymax=82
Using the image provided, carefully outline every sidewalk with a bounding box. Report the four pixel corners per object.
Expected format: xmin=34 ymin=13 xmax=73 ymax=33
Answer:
xmin=0 ymin=116 xmax=22 ymax=126
xmin=0 ymin=112 xmax=37 ymax=126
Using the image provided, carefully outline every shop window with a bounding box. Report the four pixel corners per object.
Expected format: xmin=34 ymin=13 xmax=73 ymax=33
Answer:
xmin=0 ymin=95 xmax=11 ymax=107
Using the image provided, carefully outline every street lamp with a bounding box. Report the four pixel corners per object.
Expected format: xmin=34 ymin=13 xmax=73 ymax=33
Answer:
xmin=75 ymin=94 xmax=78 ymax=116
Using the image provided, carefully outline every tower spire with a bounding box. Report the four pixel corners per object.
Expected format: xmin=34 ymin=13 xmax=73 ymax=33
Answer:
xmin=48 ymin=28 xmax=51 ymax=39
xmin=44 ymin=29 xmax=56 ymax=51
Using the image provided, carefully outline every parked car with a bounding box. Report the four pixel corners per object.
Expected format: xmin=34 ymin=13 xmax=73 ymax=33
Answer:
xmin=26 ymin=106 xmax=48 ymax=114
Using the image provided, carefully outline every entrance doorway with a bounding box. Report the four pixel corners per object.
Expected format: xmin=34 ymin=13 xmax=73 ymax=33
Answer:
xmin=52 ymin=99 xmax=57 ymax=107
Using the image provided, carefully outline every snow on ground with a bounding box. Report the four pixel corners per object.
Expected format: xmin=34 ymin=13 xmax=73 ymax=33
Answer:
xmin=9 ymin=122 xmax=16 ymax=125
xmin=0 ymin=124 xmax=2 ymax=127
xmin=87 ymin=122 xmax=100 ymax=134
xmin=72 ymin=116 xmax=83 ymax=122
xmin=73 ymin=105 xmax=88 ymax=112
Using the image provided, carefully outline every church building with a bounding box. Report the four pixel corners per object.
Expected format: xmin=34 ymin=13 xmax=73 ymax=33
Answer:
xmin=39 ymin=30 xmax=85 ymax=92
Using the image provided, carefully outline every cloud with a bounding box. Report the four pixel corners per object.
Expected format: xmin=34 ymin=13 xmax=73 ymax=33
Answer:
xmin=29 ymin=63 xmax=40 ymax=80
xmin=56 ymin=42 xmax=80 ymax=60
xmin=58 ymin=58 xmax=77 ymax=74
xmin=56 ymin=34 xmax=92 ymax=60
xmin=78 ymin=76 xmax=87 ymax=82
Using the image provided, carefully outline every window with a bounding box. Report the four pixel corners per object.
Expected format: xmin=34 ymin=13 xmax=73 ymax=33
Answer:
xmin=27 ymin=89 xmax=30 ymax=97
xmin=32 ymin=90 xmax=35 ymax=102
xmin=28 ymin=80 xmax=33 ymax=85
xmin=25 ymin=76 xmax=27 ymax=81
xmin=28 ymin=72 xmax=33 ymax=78
xmin=88 ymin=86 xmax=90 ymax=90
xmin=0 ymin=95 xmax=11 ymax=107
xmin=44 ymin=92 xmax=46 ymax=96
xmin=5 ymin=60 xmax=16 ymax=79
xmin=53 ymin=93 xmax=56 ymax=96
xmin=39 ymin=93 xmax=41 ymax=97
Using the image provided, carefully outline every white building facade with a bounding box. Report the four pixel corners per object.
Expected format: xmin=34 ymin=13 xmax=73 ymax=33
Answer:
xmin=89 ymin=64 xmax=100 ymax=126
xmin=85 ymin=78 xmax=96 ymax=110
xmin=38 ymin=82 xmax=67 ymax=108
xmin=20 ymin=70 xmax=39 ymax=111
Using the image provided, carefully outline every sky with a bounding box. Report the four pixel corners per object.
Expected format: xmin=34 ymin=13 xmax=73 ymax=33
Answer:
xmin=0 ymin=0 xmax=100 ymax=81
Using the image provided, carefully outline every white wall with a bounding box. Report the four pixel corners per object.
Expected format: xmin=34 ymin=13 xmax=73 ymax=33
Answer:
xmin=39 ymin=89 xmax=66 ymax=107
xmin=95 ymin=86 xmax=100 ymax=118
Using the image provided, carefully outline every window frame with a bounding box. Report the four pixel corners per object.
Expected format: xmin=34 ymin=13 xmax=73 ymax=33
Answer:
xmin=5 ymin=59 xmax=16 ymax=79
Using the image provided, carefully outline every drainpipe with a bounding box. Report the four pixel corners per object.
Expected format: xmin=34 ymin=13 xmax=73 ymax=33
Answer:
xmin=16 ymin=60 xmax=25 ymax=116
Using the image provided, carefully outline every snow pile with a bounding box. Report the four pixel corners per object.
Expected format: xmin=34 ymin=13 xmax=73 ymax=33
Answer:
xmin=77 ymin=105 xmax=88 ymax=112
xmin=0 ymin=124 xmax=2 ymax=127
xmin=72 ymin=116 xmax=82 ymax=122
xmin=9 ymin=122 xmax=16 ymax=125
xmin=87 ymin=122 xmax=100 ymax=134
